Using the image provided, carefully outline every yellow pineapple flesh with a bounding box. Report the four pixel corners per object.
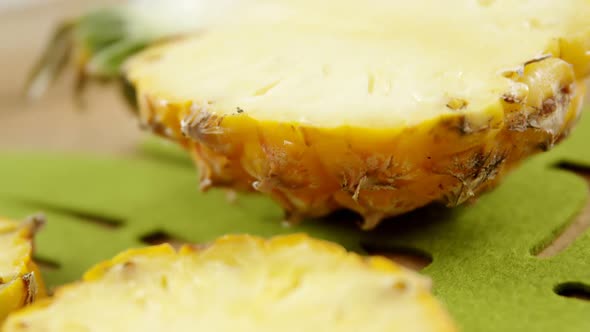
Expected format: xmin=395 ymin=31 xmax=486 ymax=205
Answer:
xmin=0 ymin=217 xmax=45 ymax=322
xmin=2 ymin=234 xmax=455 ymax=332
xmin=122 ymin=0 xmax=590 ymax=229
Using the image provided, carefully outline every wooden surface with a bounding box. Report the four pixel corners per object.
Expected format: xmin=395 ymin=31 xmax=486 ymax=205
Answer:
xmin=0 ymin=0 xmax=141 ymax=155
xmin=0 ymin=0 xmax=588 ymax=262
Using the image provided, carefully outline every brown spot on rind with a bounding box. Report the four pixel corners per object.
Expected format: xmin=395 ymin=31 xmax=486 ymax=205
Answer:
xmin=502 ymin=89 xmax=527 ymax=104
xmin=181 ymin=111 xmax=225 ymax=141
xmin=440 ymin=114 xmax=492 ymax=136
xmin=442 ymin=149 xmax=508 ymax=207
xmin=23 ymin=213 xmax=46 ymax=239
xmin=506 ymin=112 xmax=527 ymax=131
xmin=21 ymin=272 xmax=38 ymax=306
xmin=541 ymin=98 xmax=557 ymax=116
xmin=502 ymin=94 xmax=521 ymax=104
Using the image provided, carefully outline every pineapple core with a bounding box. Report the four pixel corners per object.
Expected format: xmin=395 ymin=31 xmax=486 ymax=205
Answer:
xmin=126 ymin=0 xmax=588 ymax=129
xmin=2 ymin=235 xmax=455 ymax=332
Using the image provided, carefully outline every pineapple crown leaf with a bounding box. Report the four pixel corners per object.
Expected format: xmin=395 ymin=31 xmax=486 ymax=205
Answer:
xmin=23 ymin=8 xmax=150 ymax=105
xmin=23 ymin=21 xmax=75 ymax=102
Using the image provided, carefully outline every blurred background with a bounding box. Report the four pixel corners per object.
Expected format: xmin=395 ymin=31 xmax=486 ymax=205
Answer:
xmin=0 ymin=0 xmax=144 ymax=155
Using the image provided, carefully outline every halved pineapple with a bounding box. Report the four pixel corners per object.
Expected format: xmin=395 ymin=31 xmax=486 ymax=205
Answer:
xmin=1 ymin=234 xmax=455 ymax=332
xmin=27 ymin=0 xmax=590 ymax=229
xmin=0 ymin=217 xmax=46 ymax=322
xmin=123 ymin=0 xmax=590 ymax=228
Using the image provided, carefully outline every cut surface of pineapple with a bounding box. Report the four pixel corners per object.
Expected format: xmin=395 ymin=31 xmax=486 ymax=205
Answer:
xmin=2 ymin=234 xmax=455 ymax=332
xmin=127 ymin=0 xmax=589 ymax=128
xmin=123 ymin=0 xmax=590 ymax=228
xmin=0 ymin=217 xmax=45 ymax=322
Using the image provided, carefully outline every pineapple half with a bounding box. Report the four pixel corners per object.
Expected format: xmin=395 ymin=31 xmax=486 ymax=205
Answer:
xmin=27 ymin=0 xmax=590 ymax=229
xmin=1 ymin=234 xmax=456 ymax=332
xmin=0 ymin=217 xmax=45 ymax=322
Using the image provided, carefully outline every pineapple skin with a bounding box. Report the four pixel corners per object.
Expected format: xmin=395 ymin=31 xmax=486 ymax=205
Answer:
xmin=2 ymin=234 xmax=456 ymax=332
xmin=128 ymin=53 xmax=587 ymax=229
xmin=0 ymin=218 xmax=46 ymax=322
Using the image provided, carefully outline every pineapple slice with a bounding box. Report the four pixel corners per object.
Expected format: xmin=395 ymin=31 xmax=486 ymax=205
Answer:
xmin=123 ymin=0 xmax=590 ymax=228
xmin=1 ymin=234 xmax=455 ymax=332
xmin=0 ymin=217 xmax=46 ymax=322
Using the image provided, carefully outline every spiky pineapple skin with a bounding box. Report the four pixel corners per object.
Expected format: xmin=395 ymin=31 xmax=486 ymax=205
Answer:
xmin=0 ymin=217 xmax=46 ymax=322
xmin=128 ymin=51 xmax=587 ymax=229
xmin=2 ymin=234 xmax=456 ymax=332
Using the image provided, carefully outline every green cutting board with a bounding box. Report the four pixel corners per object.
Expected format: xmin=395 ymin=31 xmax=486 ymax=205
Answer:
xmin=1 ymin=111 xmax=589 ymax=332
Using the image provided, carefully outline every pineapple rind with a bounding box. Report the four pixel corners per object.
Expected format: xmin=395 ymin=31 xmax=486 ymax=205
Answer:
xmin=2 ymin=234 xmax=456 ymax=332
xmin=128 ymin=63 xmax=586 ymax=229
xmin=0 ymin=217 xmax=46 ymax=322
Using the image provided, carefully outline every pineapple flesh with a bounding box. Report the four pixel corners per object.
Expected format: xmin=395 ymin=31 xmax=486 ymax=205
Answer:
xmin=0 ymin=217 xmax=45 ymax=322
xmin=1 ymin=234 xmax=455 ymax=332
xmin=122 ymin=0 xmax=590 ymax=229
